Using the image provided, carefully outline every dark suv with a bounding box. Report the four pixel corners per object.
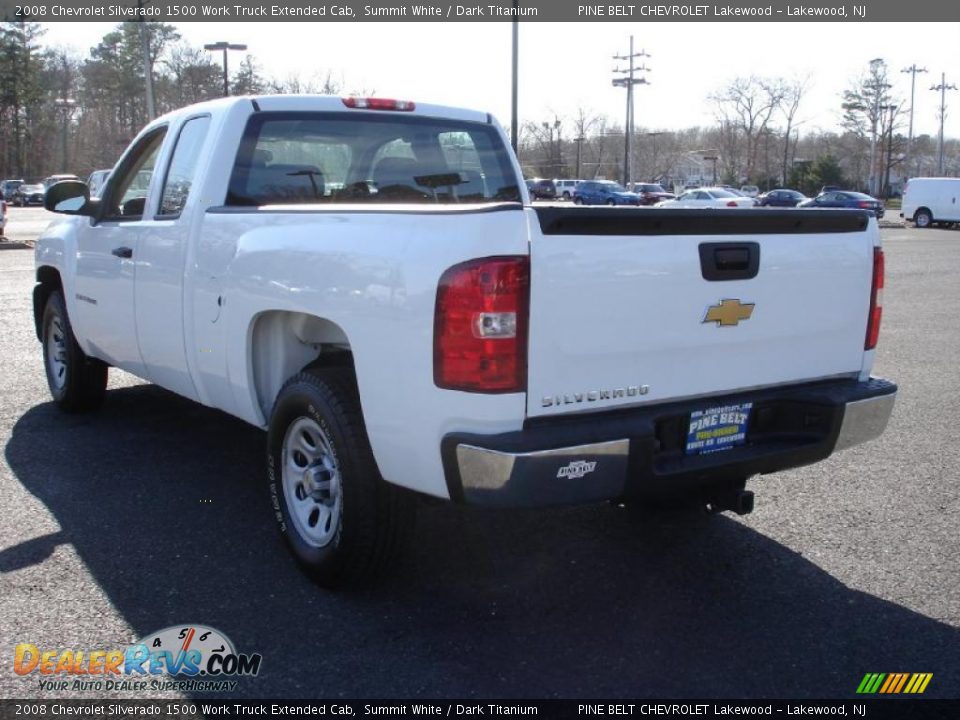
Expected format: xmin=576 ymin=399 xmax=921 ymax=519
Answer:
xmin=525 ymin=178 xmax=557 ymax=200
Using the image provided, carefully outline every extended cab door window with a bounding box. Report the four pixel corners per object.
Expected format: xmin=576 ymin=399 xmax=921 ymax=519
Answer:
xmin=101 ymin=128 xmax=167 ymax=221
xmin=158 ymin=115 xmax=212 ymax=218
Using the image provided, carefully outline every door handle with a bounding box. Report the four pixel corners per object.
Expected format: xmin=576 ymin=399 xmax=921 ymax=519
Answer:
xmin=699 ymin=242 xmax=760 ymax=281
xmin=111 ymin=246 xmax=133 ymax=259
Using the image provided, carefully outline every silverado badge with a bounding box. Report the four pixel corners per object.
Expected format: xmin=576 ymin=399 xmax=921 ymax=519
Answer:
xmin=703 ymin=299 xmax=755 ymax=327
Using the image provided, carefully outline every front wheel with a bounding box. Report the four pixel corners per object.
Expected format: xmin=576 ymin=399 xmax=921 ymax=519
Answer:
xmin=914 ymin=208 xmax=932 ymax=228
xmin=42 ymin=290 xmax=108 ymax=412
xmin=267 ymin=368 xmax=415 ymax=588
xmin=607 ymin=199 xmax=616 ymax=206
xmin=573 ymin=197 xmax=583 ymax=205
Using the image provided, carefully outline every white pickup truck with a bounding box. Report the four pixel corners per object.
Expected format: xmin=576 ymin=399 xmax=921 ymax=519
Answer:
xmin=35 ymin=95 xmax=896 ymax=587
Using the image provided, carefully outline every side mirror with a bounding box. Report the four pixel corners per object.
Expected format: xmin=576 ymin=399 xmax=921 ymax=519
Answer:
xmin=45 ymin=181 xmax=98 ymax=216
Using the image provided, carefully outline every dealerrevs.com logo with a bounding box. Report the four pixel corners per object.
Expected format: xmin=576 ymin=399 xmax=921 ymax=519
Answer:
xmin=14 ymin=625 xmax=262 ymax=693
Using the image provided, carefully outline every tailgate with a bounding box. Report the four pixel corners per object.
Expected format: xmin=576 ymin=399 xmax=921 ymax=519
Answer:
xmin=526 ymin=207 xmax=876 ymax=418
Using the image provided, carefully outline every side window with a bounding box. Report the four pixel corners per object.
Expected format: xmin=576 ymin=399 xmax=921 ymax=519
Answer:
xmin=102 ymin=129 xmax=167 ymax=220
xmin=159 ymin=116 xmax=212 ymax=218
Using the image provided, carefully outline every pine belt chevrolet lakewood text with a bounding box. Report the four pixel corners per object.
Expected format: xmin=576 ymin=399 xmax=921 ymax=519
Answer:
xmin=34 ymin=95 xmax=896 ymax=587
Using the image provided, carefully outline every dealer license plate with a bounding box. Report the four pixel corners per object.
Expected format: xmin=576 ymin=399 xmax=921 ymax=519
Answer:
xmin=685 ymin=402 xmax=753 ymax=455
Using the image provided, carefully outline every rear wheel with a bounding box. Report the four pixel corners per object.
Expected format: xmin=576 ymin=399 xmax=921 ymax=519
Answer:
xmin=267 ymin=368 xmax=415 ymax=588
xmin=562 ymin=191 xmax=571 ymax=200
xmin=42 ymin=290 xmax=107 ymax=412
xmin=573 ymin=196 xmax=583 ymax=205
xmin=606 ymin=199 xmax=616 ymax=206
xmin=914 ymin=208 xmax=933 ymax=228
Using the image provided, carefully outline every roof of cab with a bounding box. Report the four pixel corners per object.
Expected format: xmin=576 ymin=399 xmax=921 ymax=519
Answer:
xmin=152 ymin=94 xmax=492 ymax=126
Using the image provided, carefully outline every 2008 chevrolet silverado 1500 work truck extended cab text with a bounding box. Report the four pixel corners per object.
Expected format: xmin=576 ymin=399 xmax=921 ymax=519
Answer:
xmin=34 ymin=95 xmax=897 ymax=587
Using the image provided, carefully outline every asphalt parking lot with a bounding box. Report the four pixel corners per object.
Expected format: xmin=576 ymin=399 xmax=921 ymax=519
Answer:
xmin=0 ymin=208 xmax=957 ymax=700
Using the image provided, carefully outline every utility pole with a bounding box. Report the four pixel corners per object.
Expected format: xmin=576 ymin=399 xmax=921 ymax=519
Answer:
xmin=138 ymin=0 xmax=156 ymax=120
xmin=510 ymin=10 xmax=518 ymax=154
xmin=930 ymin=72 xmax=957 ymax=175
xmin=574 ymin=136 xmax=584 ymax=179
xmin=901 ymin=64 xmax=927 ymax=178
xmin=612 ymin=35 xmax=650 ymax=188
xmin=204 ymin=41 xmax=248 ymax=97
xmin=53 ymin=97 xmax=76 ymax=170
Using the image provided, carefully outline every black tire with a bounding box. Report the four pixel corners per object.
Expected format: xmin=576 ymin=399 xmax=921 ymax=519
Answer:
xmin=41 ymin=290 xmax=108 ymax=412
xmin=606 ymin=199 xmax=616 ymax=206
xmin=267 ymin=368 xmax=415 ymax=588
xmin=573 ymin=197 xmax=583 ymax=205
xmin=562 ymin=191 xmax=571 ymax=200
xmin=914 ymin=208 xmax=932 ymax=228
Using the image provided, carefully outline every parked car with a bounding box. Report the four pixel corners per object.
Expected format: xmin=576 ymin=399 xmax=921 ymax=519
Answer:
xmin=526 ymin=178 xmax=557 ymax=200
xmin=0 ymin=196 xmax=5 ymax=235
xmin=798 ymin=191 xmax=884 ymax=218
xmin=2 ymin=179 xmax=24 ymax=203
xmin=573 ymin=180 xmax=641 ymax=206
xmin=553 ymin=179 xmax=581 ymax=200
xmin=900 ymin=177 xmax=960 ymax=228
xmin=656 ymin=187 xmax=757 ymax=208
xmin=756 ymin=189 xmax=807 ymax=207
xmin=740 ymin=185 xmax=760 ymax=198
xmin=42 ymin=174 xmax=81 ymax=189
xmin=630 ymin=182 xmax=675 ymax=206
xmin=86 ymin=169 xmax=112 ymax=198
xmin=14 ymin=183 xmax=45 ymax=207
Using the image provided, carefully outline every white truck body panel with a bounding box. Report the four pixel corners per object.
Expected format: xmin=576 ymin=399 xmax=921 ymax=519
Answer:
xmin=526 ymin=226 xmax=873 ymax=418
xmin=33 ymin=95 xmax=892 ymax=508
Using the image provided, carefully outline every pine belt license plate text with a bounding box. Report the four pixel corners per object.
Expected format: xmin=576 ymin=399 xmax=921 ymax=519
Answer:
xmin=686 ymin=402 xmax=753 ymax=455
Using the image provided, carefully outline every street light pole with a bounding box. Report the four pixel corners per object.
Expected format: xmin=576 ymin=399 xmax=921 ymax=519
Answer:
xmin=612 ymin=35 xmax=650 ymax=187
xmin=901 ymin=64 xmax=927 ymax=178
xmin=930 ymin=72 xmax=957 ymax=175
xmin=865 ymin=59 xmax=891 ymax=196
xmin=204 ymin=41 xmax=248 ymax=97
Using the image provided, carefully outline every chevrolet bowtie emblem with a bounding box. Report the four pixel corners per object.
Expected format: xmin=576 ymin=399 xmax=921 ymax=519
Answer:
xmin=703 ymin=298 xmax=755 ymax=327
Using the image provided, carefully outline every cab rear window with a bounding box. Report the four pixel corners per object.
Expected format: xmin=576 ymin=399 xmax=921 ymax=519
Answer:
xmin=227 ymin=112 xmax=521 ymax=206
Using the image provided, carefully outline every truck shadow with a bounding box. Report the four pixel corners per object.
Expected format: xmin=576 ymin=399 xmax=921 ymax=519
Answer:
xmin=5 ymin=384 xmax=958 ymax=699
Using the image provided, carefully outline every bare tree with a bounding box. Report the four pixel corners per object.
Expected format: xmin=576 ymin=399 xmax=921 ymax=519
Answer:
xmin=841 ymin=58 xmax=900 ymax=193
xmin=779 ymin=75 xmax=809 ymax=185
xmin=710 ymin=76 xmax=785 ymax=182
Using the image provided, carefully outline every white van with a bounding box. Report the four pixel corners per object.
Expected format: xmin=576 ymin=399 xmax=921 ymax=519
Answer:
xmin=901 ymin=177 xmax=960 ymax=228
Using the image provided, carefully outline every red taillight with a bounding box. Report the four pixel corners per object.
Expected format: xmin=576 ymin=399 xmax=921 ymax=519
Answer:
xmin=434 ymin=257 xmax=529 ymax=393
xmin=726 ymin=200 xmax=738 ymax=207
xmin=865 ymin=247 xmax=884 ymax=350
xmin=858 ymin=201 xmax=872 ymax=209
xmin=342 ymin=97 xmax=415 ymax=111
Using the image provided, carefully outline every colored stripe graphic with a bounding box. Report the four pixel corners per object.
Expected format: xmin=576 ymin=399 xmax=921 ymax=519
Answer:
xmin=857 ymin=673 xmax=932 ymax=694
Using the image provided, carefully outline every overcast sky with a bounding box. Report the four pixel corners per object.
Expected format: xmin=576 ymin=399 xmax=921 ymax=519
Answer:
xmin=39 ymin=21 xmax=958 ymax=138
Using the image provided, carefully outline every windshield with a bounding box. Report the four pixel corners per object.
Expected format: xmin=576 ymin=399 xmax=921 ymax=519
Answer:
xmin=228 ymin=112 xmax=521 ymax=206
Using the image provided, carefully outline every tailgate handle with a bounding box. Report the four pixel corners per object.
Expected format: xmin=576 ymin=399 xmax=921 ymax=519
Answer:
xmin=699 ymin=242 xmax=760 ymax=281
